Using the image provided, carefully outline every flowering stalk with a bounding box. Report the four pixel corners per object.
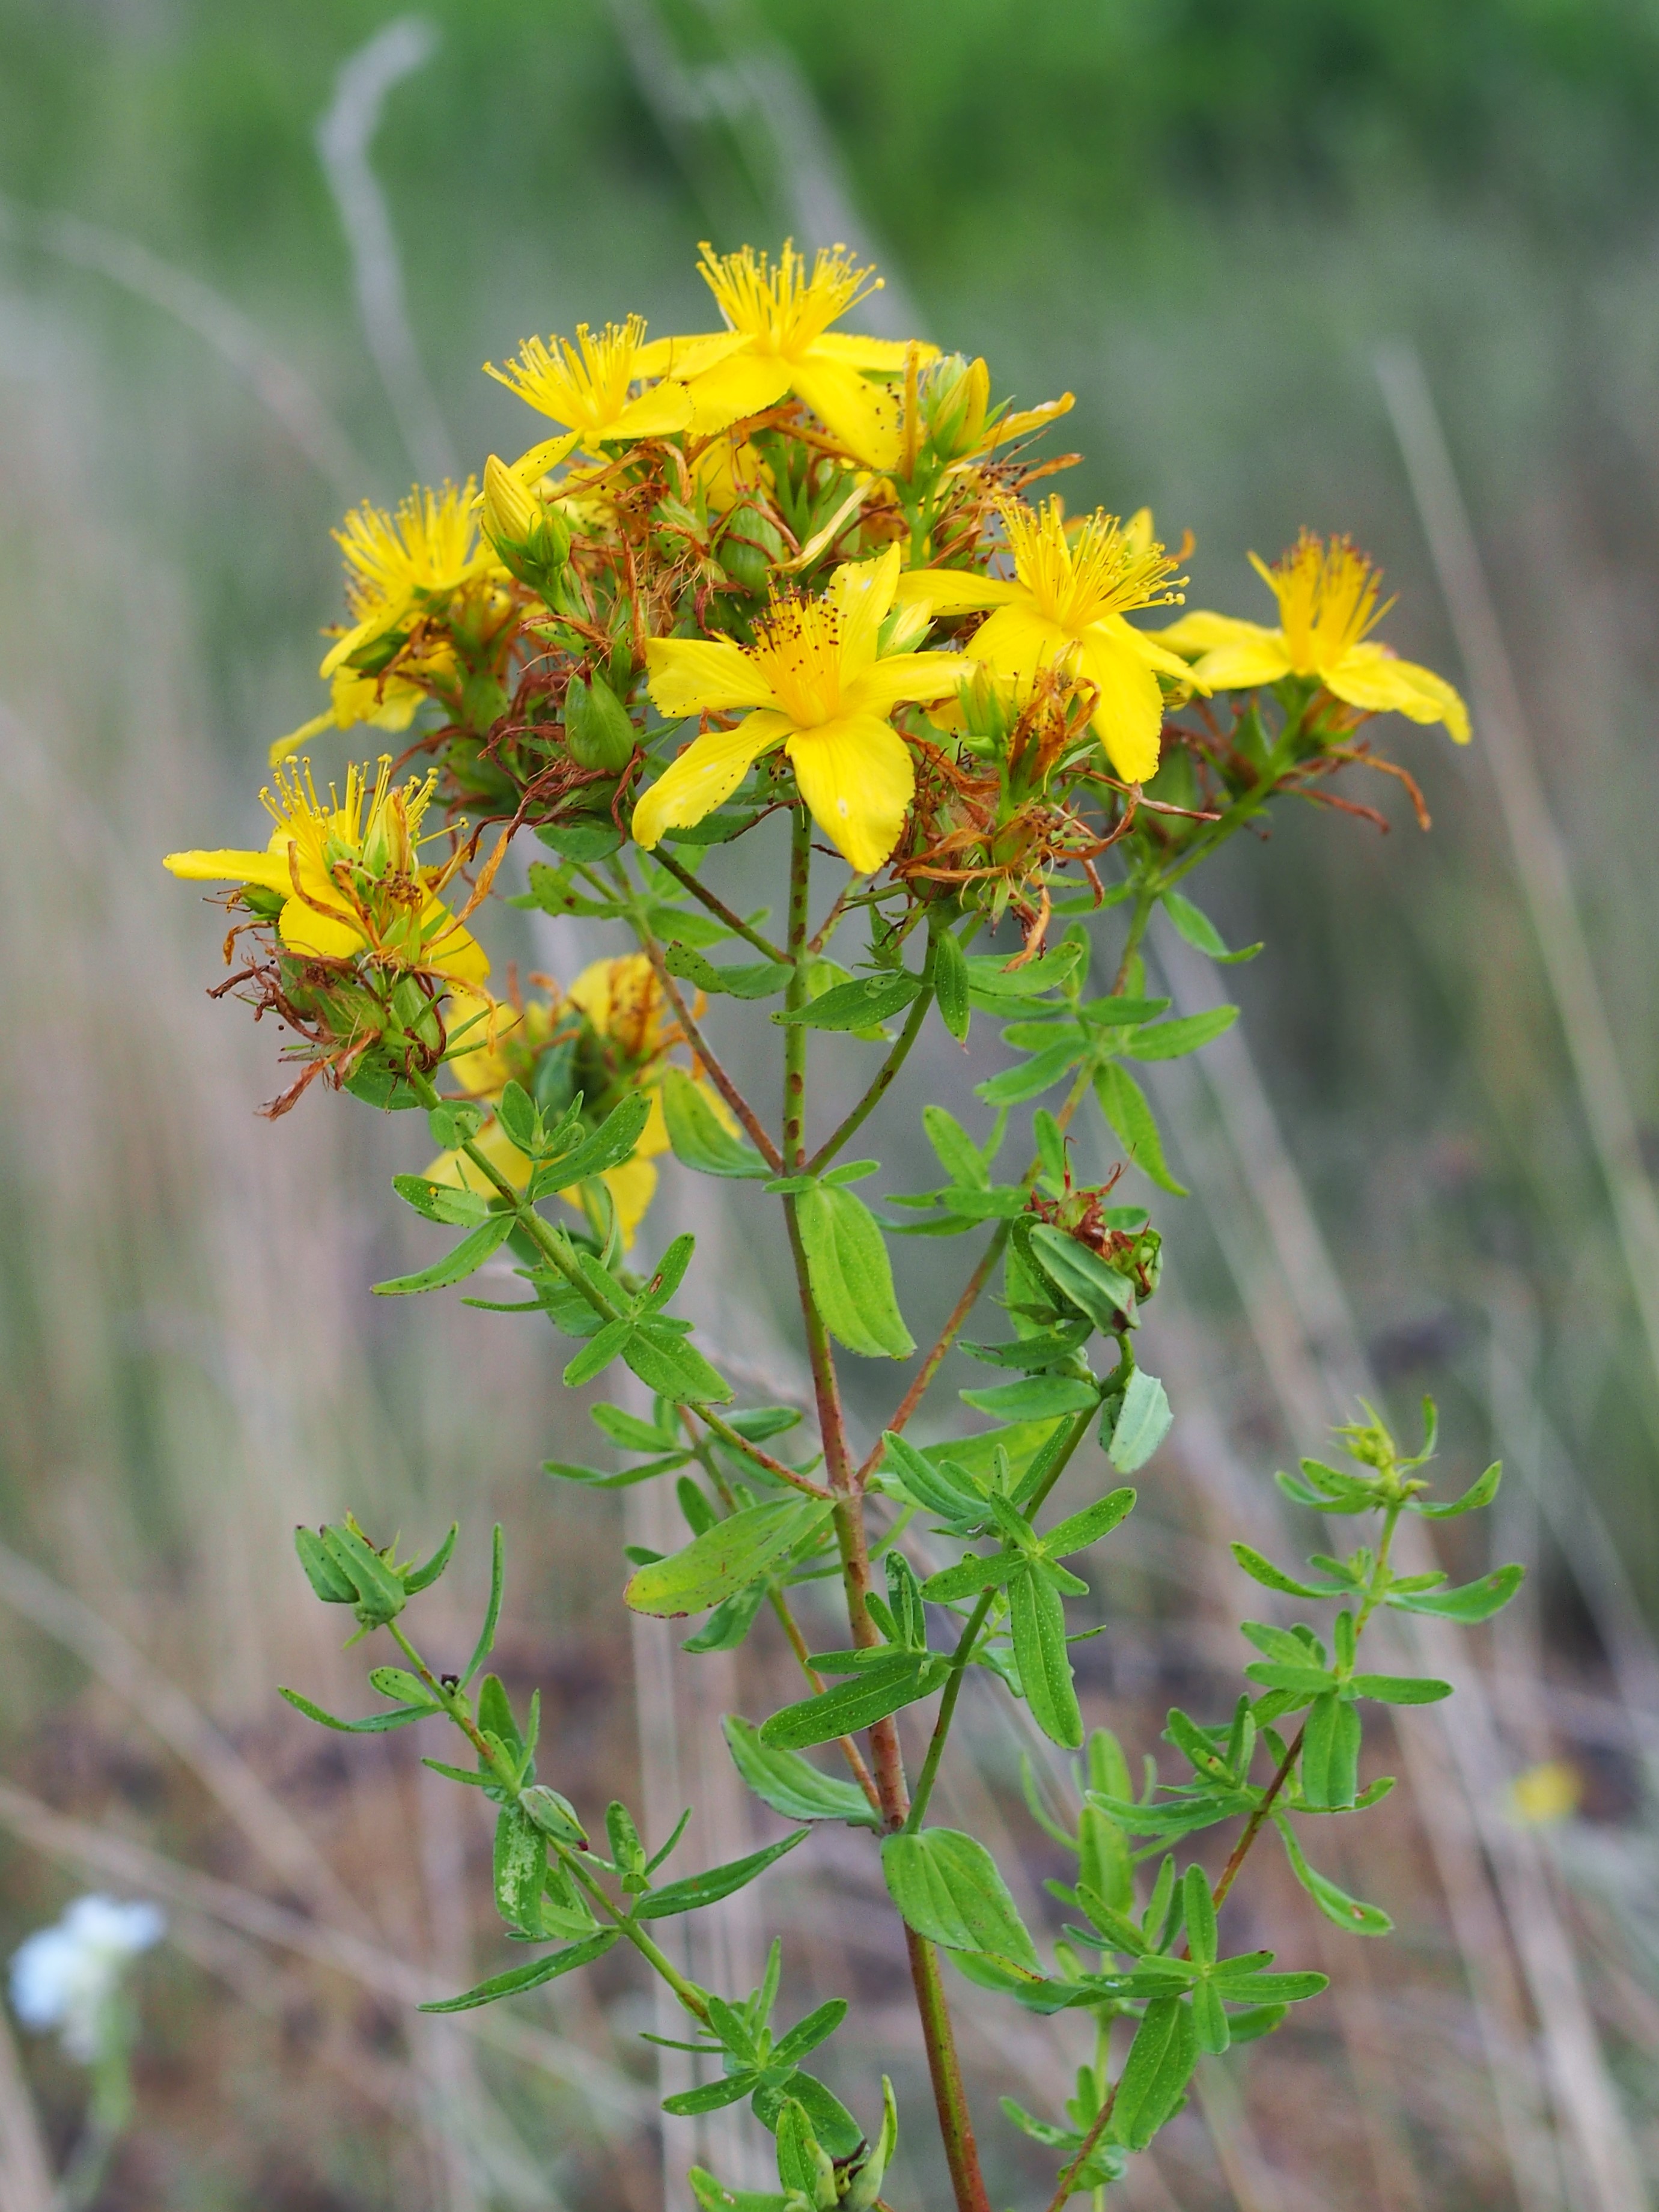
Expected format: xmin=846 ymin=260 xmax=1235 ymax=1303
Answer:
xmin=166 ymin=238 xmax=1515 ymax=2211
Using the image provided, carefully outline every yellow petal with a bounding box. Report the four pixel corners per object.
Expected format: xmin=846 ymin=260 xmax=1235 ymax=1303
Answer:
xmin=828 ymin=543 xmax=902 ymax=674
xmin=785 ymin=713 xmax=915 ymax=876
xmin=637 ymin=1086 xmax=671 ymax=1161
xmin=1097 ymin=612 xmax=1210 ymax=689
xmin=510 ymin=430 xmax=583 ymax=483
xmin=633 ymin=711 xmax=791 ymax=848
xmin=606 ymin=381 xmax=694 ymax=441
xmin=965 ymin=602 xmax=1076 ymax=685
xmin=844 ymin=651 xmax=967 ymax=716
xmin=163 ymin=845 xmax=293 ymax=892
xmin=791 ymin=353 xmax=905 ymax=459
xmin=645 ymin=636 xmax=778 ymax=718
xmin=1190 ymin=630 xmax=1295 ymax=690
xmin=277 ymin=897 xmax=364 ymax=962
xmin=683 ymin=349 xmax=793 ymax=434
xmin=418 ymin=894 xmax=492 ymax=986
xmin=809 ymin=332 xmax=937 ymax=371
xmin=635 ymin=329 xmax=743 ymax=379
xmin=1076 ymin=629 xmax=1167 ymax=785
xmin=269 ymin=711 xmax=335 ymax=769
xmin=893 ymin=568 xmax=1021 ymax=618
xmin=1158 ymin=609 xmax=1271 ymax=657
xmin=983 ymin=392 xmax=1075 ymax=449
xmin=1324 ymin=643 xmax=1470 ymax=742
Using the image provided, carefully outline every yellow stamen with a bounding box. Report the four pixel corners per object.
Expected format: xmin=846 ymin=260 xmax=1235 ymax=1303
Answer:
xmin=335 ymin=483 xmax=482 ymax=623
xmin=1258 ymin=531 xmax=1393 ymax=675
xmin=485 ymin=317 xmax=656 ymax=433
xmin=696 ymin=240 xmax=880 ymax=356
xmin=1001 ymin=500 xmax=1187 ymax=632
xmin=749 ymin=595 xmax=846 ymax=725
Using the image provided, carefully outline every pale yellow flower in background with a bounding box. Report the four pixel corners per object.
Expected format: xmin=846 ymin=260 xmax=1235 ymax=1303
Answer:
xmin=1159 ymin=530 xmax=1470 ymax=742
xmin=163 ymin=757 xmax=488 ymax=984
xmin=485 ymin=315 xmax=693 ymax=477
xmin=635 ymin=545 xmax=962 ymax=874
xmin=1506 ymin=1760 xmax=1581 ymax=1827
xmin=320 ymin=483 xmax=501 ymax=680
xmin=895 ymin=499 xmax=1196 ymax=784
xmin=427 ymin=958 xmax=725 ymax=1248
xmin=640 ymin=243 xmax=934 ymax=457
xmin=269 ymin=663 xmax=429 ymax=768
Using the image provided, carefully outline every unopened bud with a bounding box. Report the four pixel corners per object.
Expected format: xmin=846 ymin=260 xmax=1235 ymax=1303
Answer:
xmin=564 ymin=673 xmax=637 ymax=772
xmin=927 ymin=355 xmax=991 ymax=459
xmin=481 ymin=453 xmax=572 ymax=593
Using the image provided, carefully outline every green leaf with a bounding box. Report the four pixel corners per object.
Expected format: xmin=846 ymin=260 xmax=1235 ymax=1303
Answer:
xmin=976 ymin=1042 xmax=1084 ymax=1104
xmin=1348 ymin=1672 xmax=1454 ymax=1705
xmin=959 ymin=1374 xmax=1100 ymax=1419
xmin=373 ymin=1213 xmax=515 ymax=1296
xmin=878 ymin=1433 xmax=986 ymax=1525
xmin=294 ymin=1526 xmax=356 ymax=1604
xmin=881 ymin=1828 xmax=1040 ymax=1970
xmin=796 ymin=1184 xmax=914 ymax=1359
xmin=689 ymin=2174 xmax=790 ymax=2212
xmin=775 ymin=972 xmax=921 ymax=1030
xmin=769 ymin=1998 xmax=848 ymax=2071
xmin=392 ymin=1175 xmax=492 ymax=1227
xmin=534 ymin=818 xmax=623 ymax=862
xmin=625 ymin=1497 xmax=834 ymax=1618
xmin=1043 ymin=1487 xmax=1136 ymax=1559
xmin=624 ymin=1318 xmax=734 ymax=1404
xmin=1010 ymin=1567 xmax=1083 ymax=1748
xmin=460 ymin=1525 xmax=505 ymax=1689
xmin=1111 ymin=1996 xmax=1198 ymax=2150
xmin=1387 ymin=1563 xmax=1524 ymax=1622
xmin=663 ymin=942 xmax=788 ymax=998
xmin=1025 ymin=1223 xmax=1136 ymax=1332
xmin=1183 ymin=1865 xmax=1217 ymax=1967
xmin=1190 ymin=1978 xmax=1231 ymax=2055
xmin=1107 ymin=1368 xmax=1172 ymax=1472
xmin=277 ymin=1686 xmax=431 ymax=1733
xmin=933 ymin=928 xmax=970 ymax=1041
xmin=636 ymin=1829 xmax=806 ymax=1919
xmin=1121 ymin=1005 xmax=1238 ymax=1061
xmin=592 ymin=1402 xmax=682 ymax=1454
xmin=660 ymin=1066 xmax=769 ymax=1179
xmin=1094 ymin=1062 xmax=1188 ymax=1196
xmin=1162 ymin=891 xmax=1261 ymax=964
xmin=1414 ymin=1460 xmax=1503 ymax=1519
xmin=682 ymin=1580 xmax=770 ymax=1653
xmin=922 ymin=1105 xmax=989 ymax=1190
xmin=760 ymin=1657 xmax=948 ymax=1750
xmin=1273 ymin=1814 xmax=1392 ymax=1936
xmin=403 ymin=1522 xmax=458 ymax=1594
xmin=1230 ymin=1543 xmax=1348 ymax=1600
xmin=368 ymin=1666 xmax=439 ymax=1708
xmin=722 ymin=1716 xmax=881 ymax=1828
xmin=493 ymin=1803 xmax=547 ymax=1933
xmin=965 ymin=943 xmax=1083 ymax=1001
xmin=562 ymin=1315 xmax=635 ymax=1388
xmin=534 ymin=1091 xmax=654 ymax=1195
xmin=496 ymin=1080 xmax=544 ymax=1157
xmin=1300 ymin=1692 xmax=1362 ymax=1809
xmin=419 ymin=1930 xmax=620 ymax=2013
xmin=664 ymin=2074 xmax=757 ymax=2118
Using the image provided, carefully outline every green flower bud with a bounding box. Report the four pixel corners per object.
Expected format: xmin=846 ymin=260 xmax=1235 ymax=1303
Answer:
xmin=564 ymin=674 xmax=637 ymax=772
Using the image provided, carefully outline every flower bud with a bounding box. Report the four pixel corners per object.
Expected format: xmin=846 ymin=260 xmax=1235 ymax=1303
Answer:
xmin=927 ymin=355 xmax=991 ymax=460
xmin=564 ymin=673 xmax=637 ymax=772
xmin=481 ymin=453 xmax=572 ymax=594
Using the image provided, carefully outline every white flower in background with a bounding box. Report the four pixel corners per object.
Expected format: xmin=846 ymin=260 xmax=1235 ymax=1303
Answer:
xmin=10 ymin=1895 xmax=165 ymax=2062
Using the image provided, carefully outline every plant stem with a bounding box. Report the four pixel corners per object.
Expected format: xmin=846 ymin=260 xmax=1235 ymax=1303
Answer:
xmin=1208 ymin=1723 xmax=1305 ymax=1915
xmin=1043 ymin=2083 xmax=1119 ymax=2212
xmin=908 ymin=1927 xmax=993 ymax=2212
xmin=647 ymin=842 xmax=789 ymax=962
xmin=693 ymin=1406 xmax=830 ymax=1500
xmin=803 ymin=975 xmax=936 ymax=1175
xmin=633 ymin=928 xmax=784 ymax=1171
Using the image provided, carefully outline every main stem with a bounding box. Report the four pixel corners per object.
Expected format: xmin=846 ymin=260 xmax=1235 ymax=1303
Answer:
xmin=779 ymin=811 xmax=990 ymax=2212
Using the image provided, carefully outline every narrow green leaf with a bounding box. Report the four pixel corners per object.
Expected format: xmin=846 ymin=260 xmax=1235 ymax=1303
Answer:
xmin=1348 ymin=1672 xmax=1454 ymax=1705
xmin=1010 ymin=1567 xmax=1083 ymax=1747
xmin=1273 ymin=1813 xmax=1392 ymax=1935
xmin=460 ymin=1525 xmax=505 ymax=1689
xmin=636 ymin=1829 xmax=806 ymax=1919
xmin=775 ymin=972 xmax=921 ymax=1030
xmin=277 ymin=1686 xmax=431 ymax=1733
xmin=392 ymin=1175 xmax=492 ymax=1227
xmin=660 ymin=1065 xmax=769 ymax=1179
xmin=881 ymin=1828 xmax=1040 ymax=1970
xmin=960 ymin=1374 xmax=1100 ymax=1419
xmin=1414 ymin=1461 xmax=1503 ymax=1519
xmin=419 ymin=1930 xmax=620 ymax=2013
xmin=562 ymin=1315 xmax=635 ymax=1388
xmin=625 ymin=1497 xmax=834 ymax=1617
xmin=373 ymin=1213 xmax=514 ymax=1296
xmin=1301 ymin=1692 xmax=1362 ymax=1809
xmin=921 ymin=1104 xmax=989 ymax=1190
xmin=1191 ymin=1978 xmax=1231 ymax=2055
xmin=1387 ymin=1563 xmax=1524 ymax=1623
xmin=965 ymin=943 xmax=1083 ymax=1001
xmin=1094 ymin=1062 xmax=1188 ymax=1196
xmin=533 ymin=1090 xmax=654 ymax=1196
xmin=796 ymin=1184 xmax=914 ymax=1359
xmin=933 ymin=928 xmax=970 ymax=1041
xmin=769 ymin=1997 xmax=848 ymax=2070
xmin=1112 ymin=1996 xmax=1198 ymax=2149
xmin=624 ymin=1317 xmax=734 ymax=1404
xmin=976 ymin=1041 xmax=1083 ymax=1104
xmin=1026 ymin=1223 xmax=1136 ymax=1332
xmin=760 ymin=1657 xmax=947 ymax=1750
xmin=1230 ymin=1543 xmax=1348 ymax=1600
xmin=1183 ymin=1865 xmax=1217 ymax=1968
xmin=1121 ymin=1005 xmax=1238 ymax=1062
xmin=663 ymin=941 xmax=788 ymax=998
xmin=368 ymin=1666 xmax=438 ymax=1708
xmin=493 ymin=1804 xmax=547 ymax=1933
xmin=591 ymin=1402 xmax=681 ymax=1454
xmin=722 ymin=1715 xmax=881 ymax=1828
xmin=1107 ymin=1369 xmax=1172 ymax=1472
xmin=682 ymin=1580 xmax=769 ymax=1653
xmin=1162 ymin=891 xmax=1261 ymax=964
xmin=1043 ymin=1487 xmax=1136 ymax=1559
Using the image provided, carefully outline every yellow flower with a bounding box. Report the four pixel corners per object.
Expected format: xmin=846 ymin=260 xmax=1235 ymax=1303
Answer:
xmin=634 ymin=545 xmax=962 ymax=874
xmin=1159 ymin=531 xmax=1470 ymax=742
xmin=163 ymin=757 xmax=488 ymax=984
xmin=320 ymin=482 xmax=501 ymax=680
xmin=484 ymin=316 xmax=693 ymax=474
xmin=428 ymin=960 xmax=719 ymax=1248
xmin=847 ymin=351 xmax=1075 ymax=477
xmin=895 ymin=499 xmax=1196 ymax=784
xmin=1506 ymin=1760 xmax=1580 ymax=1827
xmin=642 ymin=243 xmax=934 ymax=457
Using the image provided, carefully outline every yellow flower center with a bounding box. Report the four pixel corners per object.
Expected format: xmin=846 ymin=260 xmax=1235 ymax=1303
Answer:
xmin=1266 ymin=531 xmax=1389 ymax=674
xmin=697 ymin=241 xmax=878 ymax=361
xmin=749 ymin=596 xmax=847 ymax=727
xmin=1002 ymin=501 xmax=1186 ymax=635
xmin=264 ymin=755 xmax=441 ymax=915
xmin=487 ymin=318 xmax=654 ymax=433
xmin=336 ymin=484 xmax=482 ymax=622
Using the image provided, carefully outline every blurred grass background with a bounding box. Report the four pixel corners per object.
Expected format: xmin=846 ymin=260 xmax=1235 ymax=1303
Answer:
xmin=2 ymin=2 xmax=1658 ymax=2207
